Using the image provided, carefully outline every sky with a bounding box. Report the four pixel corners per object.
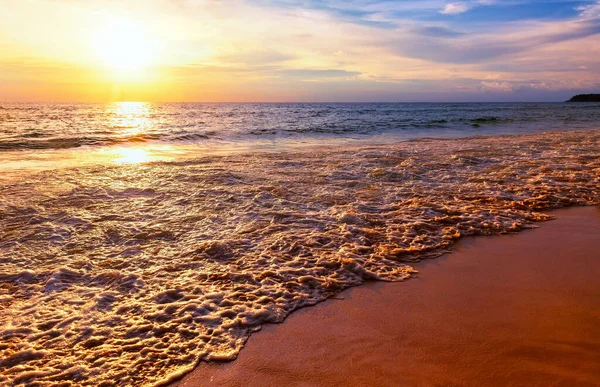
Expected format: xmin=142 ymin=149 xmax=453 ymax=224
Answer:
xmin=0 ymin=0 xmax=599 ymax=102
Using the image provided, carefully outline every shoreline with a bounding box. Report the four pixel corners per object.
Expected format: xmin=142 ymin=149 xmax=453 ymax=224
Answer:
xmin=2 ymin=128 xmax=598 ymax=386
xmin=173 ymin=206 xmax=600 ymax=386
xmin=1 ymin=127 xmax=598 ymax=176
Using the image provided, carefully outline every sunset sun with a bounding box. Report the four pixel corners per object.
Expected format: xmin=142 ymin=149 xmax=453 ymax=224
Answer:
xmin=94 ymin=19 xmax=156 ymax=74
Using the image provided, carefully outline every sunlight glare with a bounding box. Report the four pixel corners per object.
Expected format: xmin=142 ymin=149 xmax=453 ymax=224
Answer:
xmin=110 ymin=101 xmax=151 ymax=136
xmin=94 ymin=19 xmax=157 ymax=75
xmin=114 ymin=148 xmax=152 ymax=164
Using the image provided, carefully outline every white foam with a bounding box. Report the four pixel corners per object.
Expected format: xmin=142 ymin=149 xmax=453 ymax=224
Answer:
xmin=0 ymin=129 xmax=598 ymax=386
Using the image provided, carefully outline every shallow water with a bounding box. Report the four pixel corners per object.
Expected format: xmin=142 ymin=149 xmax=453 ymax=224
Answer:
xmin=2 ymin=101 xmax=600 ymax=175
xmin=0 ymin=129 xmax=599 ymax=386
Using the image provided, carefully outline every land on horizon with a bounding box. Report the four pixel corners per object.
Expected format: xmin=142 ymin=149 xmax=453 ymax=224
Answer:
xmin=566 ymin=93 xmax=600 ymax=102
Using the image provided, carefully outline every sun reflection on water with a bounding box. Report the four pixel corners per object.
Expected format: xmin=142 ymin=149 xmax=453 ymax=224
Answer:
xmin=110 ymin=101 xmax=152 ymax=137
xmin=107 ymin=102 xmax=163 ymax=164
xmin=114 ymin=148 xmax=152 ymax=164
xmin=106 ymin=144 xmax=182 ymax=165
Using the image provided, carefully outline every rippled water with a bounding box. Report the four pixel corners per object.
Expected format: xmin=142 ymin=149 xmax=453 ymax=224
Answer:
xmin=2 ymin=102 xmax=600 ymax=152
xmin=1 ymin=121 xmax=599 ymax=386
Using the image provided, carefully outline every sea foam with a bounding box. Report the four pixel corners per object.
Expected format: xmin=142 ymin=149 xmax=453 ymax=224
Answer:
xmin=0 ymin=130 xmax=599 ymax=386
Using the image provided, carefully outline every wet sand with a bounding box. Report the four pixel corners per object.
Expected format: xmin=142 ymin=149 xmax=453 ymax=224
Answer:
xmin=174 ymin=206 xmax=600 ymax=386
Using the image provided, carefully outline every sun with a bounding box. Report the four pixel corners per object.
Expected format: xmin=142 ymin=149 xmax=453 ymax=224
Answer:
xmin=94 ymin=19 xmax=157 ymax=74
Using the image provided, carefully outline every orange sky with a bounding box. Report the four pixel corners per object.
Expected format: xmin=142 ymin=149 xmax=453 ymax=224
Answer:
xmin=1 ymin=0 xmax=599 ymax=102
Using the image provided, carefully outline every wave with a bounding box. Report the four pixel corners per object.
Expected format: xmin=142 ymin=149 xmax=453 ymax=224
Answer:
xmin=470 ymin=116 xmax=502 ymax=123
xmin=0 ymin=129 xmax=598 ymax=386
xmin=170 ymin=133 xmax=211 ymax=141
xmin=3 ymin=103 xmax=600 ymax=151
xmin=0 ymin=133 xmax=162 ymax=150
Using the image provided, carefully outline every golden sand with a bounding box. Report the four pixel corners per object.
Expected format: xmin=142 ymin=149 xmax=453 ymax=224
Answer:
xmin=175 ymin=206 xmax=600 ymax=386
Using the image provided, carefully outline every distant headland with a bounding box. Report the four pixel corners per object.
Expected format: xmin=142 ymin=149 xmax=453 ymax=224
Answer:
xmin=566 ymin=94 xmax=600 ymax=102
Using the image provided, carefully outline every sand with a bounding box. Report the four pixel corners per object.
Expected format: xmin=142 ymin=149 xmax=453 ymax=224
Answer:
xmin=173 ymin=206 xmax=600 ymax=386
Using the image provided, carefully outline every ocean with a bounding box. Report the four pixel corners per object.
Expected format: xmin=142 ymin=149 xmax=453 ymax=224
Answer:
xmin=2 ymin=102 xmax=600 ymax=153
xmin=1 ymin=102 xmax=599 ymax=386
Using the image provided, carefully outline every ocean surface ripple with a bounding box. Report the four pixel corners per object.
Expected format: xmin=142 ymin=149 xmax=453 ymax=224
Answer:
xmin=0 ymin=129 xmax=599 ymax=386
xmin=1 ymin=102 xmax=600 ymax=152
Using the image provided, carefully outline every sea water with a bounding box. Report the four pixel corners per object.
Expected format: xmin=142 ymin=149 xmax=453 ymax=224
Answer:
xmin=1 ymin=102 xmax=600 ymax=153
xmin=0 ymin=102 xmax=599 ymax=386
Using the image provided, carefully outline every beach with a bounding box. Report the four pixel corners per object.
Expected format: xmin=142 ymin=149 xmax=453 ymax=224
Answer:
xmin=174 ymin=206 xmax=600 ymax=386
xmin=4 ymin=0 xmax=600 ymax=384
xmin=0 ymin=123 xmax=598 ymax=386
xmin=0 ymin=0 xmax=600 ymax=387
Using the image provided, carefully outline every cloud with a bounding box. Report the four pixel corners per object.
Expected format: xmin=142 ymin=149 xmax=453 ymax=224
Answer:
xmin=576 ymin=1 xmax=600 ymax=20
xmin=4 ymin=0 xmax=600 ymax=102
xmin=440 ymin=2 xmax=470 ymax=14
xmin=481 ymin=81 xmax=512 ymax=92
xmin=170 ymin=64 xmax=360 ymax=81
xmin=411 ymin=25 xmax=465 ymax=38
xmin=478 ymin=78 xmax=600 ymax=94
xmin=217 ymin=49 xmax=294 ymax=65
xmin=280 ymin=69 xmax=361 ymax=79
xmin=392 ymin=18 xmax=600 ymax=64
xmin=255 ymin=0 xmax=399 ymax=29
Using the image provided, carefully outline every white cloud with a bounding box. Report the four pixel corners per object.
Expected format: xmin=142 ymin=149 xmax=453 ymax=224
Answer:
xmin=481 ymin=81 xmax=513 ymax=92
xmin=440 ymin=2 xmax=470 ymax=15
xmin=576 ymin=1 xmax=600 ymax=19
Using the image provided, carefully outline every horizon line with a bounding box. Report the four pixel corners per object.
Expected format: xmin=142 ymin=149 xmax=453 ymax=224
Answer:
xmin=0 ymin=100 xmax=578 ymax=104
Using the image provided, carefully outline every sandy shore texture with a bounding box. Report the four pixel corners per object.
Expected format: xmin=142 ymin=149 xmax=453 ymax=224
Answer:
xmin=174 ymin=206 xmax=600 ymax=387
